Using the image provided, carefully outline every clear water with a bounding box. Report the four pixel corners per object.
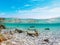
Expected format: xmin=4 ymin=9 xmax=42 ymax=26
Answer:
xmin=3 ymin=23 xmax=60 ymax=32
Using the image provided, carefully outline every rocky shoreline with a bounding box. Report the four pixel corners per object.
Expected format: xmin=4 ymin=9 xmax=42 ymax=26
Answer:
xmin=0 ymin=29 xmax=60 ymax=45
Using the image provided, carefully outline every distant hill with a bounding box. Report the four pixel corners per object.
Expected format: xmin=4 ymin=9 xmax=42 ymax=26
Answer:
xmin=0 ymin=17 xmax=60 ymax=24
xmin=45 ymin=17 xmax=60 ymax=23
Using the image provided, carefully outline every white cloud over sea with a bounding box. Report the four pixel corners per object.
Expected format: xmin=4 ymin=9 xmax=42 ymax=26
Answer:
xmin=0 ymin=7 xmax=60 ymax=19
xmin=0 ymin=0 xmax=60 ymax=19
xmin=16 ymin=7 xmax=60 ymax=19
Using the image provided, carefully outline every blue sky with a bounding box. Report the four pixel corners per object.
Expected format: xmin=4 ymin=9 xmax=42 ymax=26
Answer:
xmin=0 ymin=0 xmax=60 ymax=19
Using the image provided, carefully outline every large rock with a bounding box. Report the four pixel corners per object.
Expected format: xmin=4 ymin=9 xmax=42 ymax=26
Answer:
xmin=0 ymin=25 xmax=6 ymax=29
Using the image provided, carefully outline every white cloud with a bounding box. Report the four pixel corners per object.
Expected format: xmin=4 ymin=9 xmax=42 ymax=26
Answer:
xmin=0 ymin=6 xmax=60 ymax=19
xmin=14 ymin=7 xmax=60 ymax=19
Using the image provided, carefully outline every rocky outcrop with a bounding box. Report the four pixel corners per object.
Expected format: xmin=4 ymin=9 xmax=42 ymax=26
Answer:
xmin=0 ymin=25 xmax=6 ymax=29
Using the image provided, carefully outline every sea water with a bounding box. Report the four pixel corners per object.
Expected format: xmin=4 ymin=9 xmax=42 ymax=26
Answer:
xmin=3 ymin=23 xmax=60 ymax=32
xmin=1 ymin=20 xmax=60 ymax=45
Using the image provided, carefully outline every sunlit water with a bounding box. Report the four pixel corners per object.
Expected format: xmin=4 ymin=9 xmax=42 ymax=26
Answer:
xmin=3 ymin=23 xmax=60 ymax=32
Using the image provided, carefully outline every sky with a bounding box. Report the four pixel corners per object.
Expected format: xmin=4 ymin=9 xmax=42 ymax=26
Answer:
xmin=0 ymin=0 xmax=60 ymax=19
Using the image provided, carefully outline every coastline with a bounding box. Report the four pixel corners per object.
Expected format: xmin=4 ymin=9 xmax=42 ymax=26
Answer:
xmin=0 ymin=29 xmax=60 ymax=45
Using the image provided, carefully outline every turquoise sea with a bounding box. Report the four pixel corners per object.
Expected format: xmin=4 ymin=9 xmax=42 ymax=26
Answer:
xmin=3 ymin=23 xmax=60 ymax=32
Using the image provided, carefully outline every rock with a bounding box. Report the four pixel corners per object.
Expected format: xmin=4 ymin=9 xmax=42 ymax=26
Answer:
xmin=30 ymin=26 xmax=35 ymax=28
xmin=27 ymin=30 xmax=39 ymax=37
xmin=45 ymin=28 xmax=50 ymax=30
xmin=43 ymin=39 xmax=49 ymax=43
xmin=0 ymin=34 xmax=7 ymax=42
xmin=15 ymin=29 xmax=23 ymax=33
xmin=0 ymin=25 xmax=6 ymax=29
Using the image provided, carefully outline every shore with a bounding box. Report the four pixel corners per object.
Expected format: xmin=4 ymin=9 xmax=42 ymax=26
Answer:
xmin=0 ymin=29 xmax=60 ymax=45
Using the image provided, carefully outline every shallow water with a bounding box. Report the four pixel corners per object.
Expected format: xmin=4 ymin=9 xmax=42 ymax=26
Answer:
xmin=3 ymin=23 xmax=60 ymax=32
xmin=0 ymin=23 xmax=60 ymax=45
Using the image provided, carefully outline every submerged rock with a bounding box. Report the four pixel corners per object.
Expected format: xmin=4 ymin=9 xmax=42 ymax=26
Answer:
xmin=30 ymin=26 xmax=35 ymax=28
xmin=45 ymin=28 xmax=50 ymax=30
